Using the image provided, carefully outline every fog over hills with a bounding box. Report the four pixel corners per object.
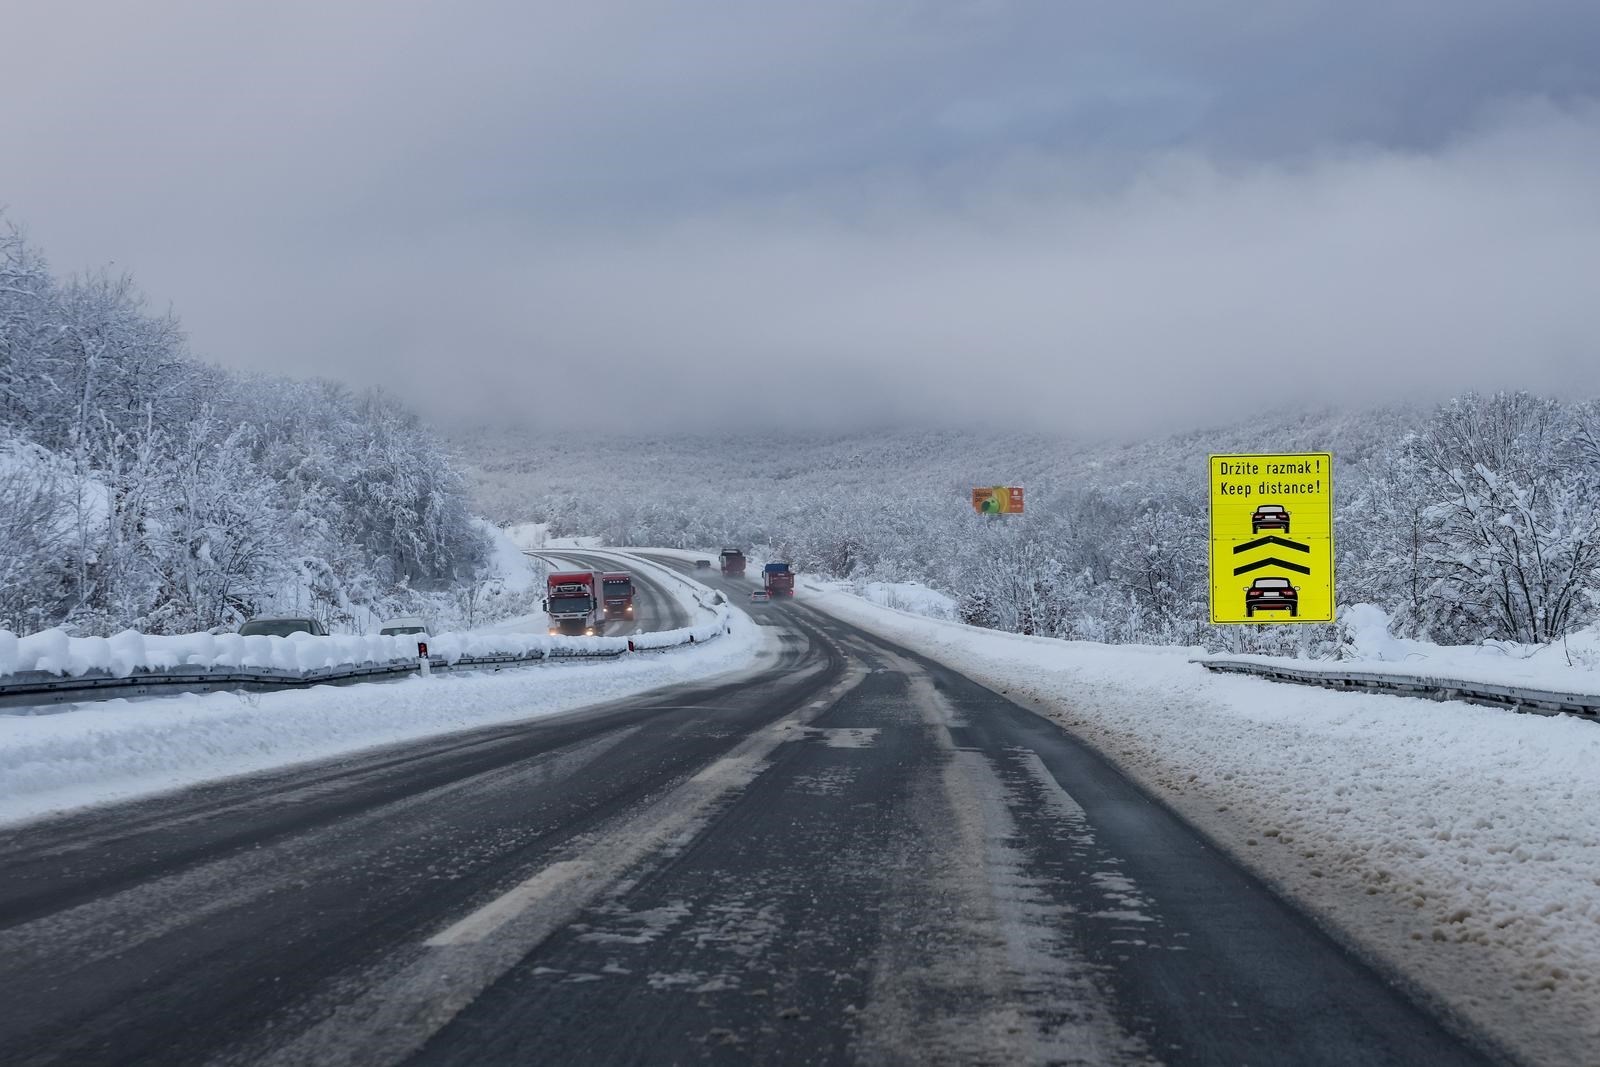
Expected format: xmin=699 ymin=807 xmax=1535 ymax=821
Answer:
xmin=449 ymin=406 xmax=1416 ymax=530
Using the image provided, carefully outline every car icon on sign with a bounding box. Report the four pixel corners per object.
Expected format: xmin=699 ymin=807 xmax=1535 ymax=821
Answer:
xmin=1251 ymin=504 xmax=1290 ymax=534
xmin=1245 ymin=576 xmax=1299 ymax=617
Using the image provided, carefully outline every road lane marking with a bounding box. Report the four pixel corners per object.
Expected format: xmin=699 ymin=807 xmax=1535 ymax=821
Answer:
xmin=425 ymin=861 xmax=592 ymax=947
xmin=1017 ymin=751 xmax=1089 ymax=820
xmin=259 ymin=662 xmax=871 ymax=1067
xmin=804 ymin=727 xmax=881 ymax=748
xmin=690 ymin=755 xmax=763 ymax=785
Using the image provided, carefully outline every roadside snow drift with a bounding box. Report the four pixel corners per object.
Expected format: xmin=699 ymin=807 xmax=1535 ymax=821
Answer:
xmin=801 ymin=580 xmax=1600 ymax=1067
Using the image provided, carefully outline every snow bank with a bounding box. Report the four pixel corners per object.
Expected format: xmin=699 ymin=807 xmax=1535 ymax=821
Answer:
xmin=547 ymin=534 xmax=603 ymax=549
xmin=1 ymin=628 xmax=425 ymax=677
xmin=0 ymin=610 xmax=737 ymax=679
xmin=475 ymin=518 xmax=540 ymax=593
xmin=503 ymin=521 xmax=549 ymax=551
xmin=841 ymin=579 xmax=956 ymax=620
xmin=0 ymin=544 xmax=736 ymax=689
xmin=0 ymin=605 xmax=768 ymax=826
xmin=497 ymin=522 xmax=600 ymax=552
xmin=1209 ymin=604 xmax=1600 ymax=696
xmin=801 ymin=580 xmax=1600 ymax=1067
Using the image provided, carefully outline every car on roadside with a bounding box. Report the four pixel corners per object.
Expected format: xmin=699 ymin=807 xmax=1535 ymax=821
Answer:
xmin=1251 ymin=504 xmax=1291 ymax=534
xmin=238 ymin=617 xmax=328 ymax=637
xmin=1244 ymin=576 xmax=1298 ymax=617
xmin=749 ymin=589 xmax=771 ymax=603
xmin=377 ymin=616 xmax=431 ymax=636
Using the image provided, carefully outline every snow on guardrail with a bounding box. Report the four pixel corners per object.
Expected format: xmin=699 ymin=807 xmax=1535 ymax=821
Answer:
xmin=1196 ymin=656 xmax=1600 ymax=720
xmin=0 ymin=588 xmax=733 ymax=711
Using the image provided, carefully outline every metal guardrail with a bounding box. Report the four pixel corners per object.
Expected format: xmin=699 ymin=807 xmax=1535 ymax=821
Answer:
xmin=1 ymin=549 xmax=737 ymax=714
xmin=1197 ymin=657 xmax=1600 ymax=720
xmin=0 ymin=629 xmax=731 ymax=713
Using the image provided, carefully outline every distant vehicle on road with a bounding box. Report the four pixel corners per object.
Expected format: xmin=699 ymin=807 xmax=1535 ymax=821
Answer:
xmin=239 ymin=617 xmax=327 ymax=637
xmin=719 ymin=548 xmax=747 ymax=577
xmin=694 ymin=559 xmax=711 ymax=570
xmin=749 ymin=589 xmax=771 ymax=603
xmin=602 ymin=572 xmax=635 ymax=620
xmin=377 ymin=617 xmax=430 ymax=636
xmin=1245 ymin=576 xmax=1298 ymax=617
xmin=546 ymin=570 xmax=605 ymax=636
xmin=763 ymin=562 xmax=795 ymax=597
xmin=1251 ymin=504 xmax=1291 ymax=534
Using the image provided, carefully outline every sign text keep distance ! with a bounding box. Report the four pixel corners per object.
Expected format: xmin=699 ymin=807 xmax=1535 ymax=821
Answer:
xmin=1209 ymin=453 xmax=1334 ymax=624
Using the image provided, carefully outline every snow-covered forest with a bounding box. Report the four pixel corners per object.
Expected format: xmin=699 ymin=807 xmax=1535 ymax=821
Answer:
xmin=455 ymin=394 xmax=1600 ymax=655
xmin=1 ymin=216 xmax=489 ymax=635
xmin=8 ymin=201 xmax=1595 ymax=656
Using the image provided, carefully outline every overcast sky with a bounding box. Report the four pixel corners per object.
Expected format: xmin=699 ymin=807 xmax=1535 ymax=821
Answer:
xmin=7 ymin=1 xmax=1600 ymax=437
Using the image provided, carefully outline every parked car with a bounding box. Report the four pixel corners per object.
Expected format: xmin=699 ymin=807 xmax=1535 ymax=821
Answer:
xmin=238 ymin=617 xmax=327 ymax=637
xmin=377 ymin=616 xmax=431 ymax=636
xmin=749 ymin=589 xmax=771 ymax=603
xmin=694 ymin=559 xmax=712 ymax=569
xmin=1244 ymin=577 xmax=1298 ymax=617
xmin=1251 ymin=504 xmax=1291 ymax=534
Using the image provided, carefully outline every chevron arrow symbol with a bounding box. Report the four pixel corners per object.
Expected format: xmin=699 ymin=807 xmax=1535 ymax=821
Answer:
xmin=1233 ymin=535 xmax=1310 ymax=555
xmin=1234 ymin=556 xmax=1312 ymax=576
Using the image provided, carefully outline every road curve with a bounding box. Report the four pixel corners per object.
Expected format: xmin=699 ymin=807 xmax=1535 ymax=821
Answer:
xmin=528 ymin=550 xmax=694 ymax=635
xmin=0 ymin=553 xmax=1508 ymax=1067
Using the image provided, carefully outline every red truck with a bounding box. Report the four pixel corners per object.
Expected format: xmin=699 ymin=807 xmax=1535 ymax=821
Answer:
xmin=719 ymin=548 xmax=747 ymax=577
xmin=545 ymin=570 xmax=605 ymax=636
xmin=602 ymin=571 xmax=635 ymax=621
xmin=763 ymin=562 xmax=795 ymax=597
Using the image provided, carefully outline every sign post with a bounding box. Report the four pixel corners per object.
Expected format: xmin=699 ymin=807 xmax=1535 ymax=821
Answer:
xmin=1208 ymin=453 xmax=1334 ymax=624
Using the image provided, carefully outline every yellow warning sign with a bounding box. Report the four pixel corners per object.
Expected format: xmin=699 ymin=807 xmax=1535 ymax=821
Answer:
xmin=1209 ymin=453 xmax=1334 ymax=624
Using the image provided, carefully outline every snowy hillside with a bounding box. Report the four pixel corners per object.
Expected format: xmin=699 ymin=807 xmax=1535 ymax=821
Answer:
xmin=0 ymin=215 xmax=492 ymax=637
xmin=450 ymin=393 xmax=1600 ymax=658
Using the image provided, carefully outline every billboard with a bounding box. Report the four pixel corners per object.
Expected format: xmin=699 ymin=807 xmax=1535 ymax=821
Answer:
xmin=972 ymin=486 xmax=1025 ymax=514
xmin=1208 ymin=453 xmax=1334 ymax=624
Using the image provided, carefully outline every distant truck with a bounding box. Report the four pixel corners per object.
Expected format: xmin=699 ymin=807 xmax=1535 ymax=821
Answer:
xmin=719 ymin=548 xmax=747 ymax=577
xmin=763 ymin=562 xmax=795 ymax=597
xmin=545 ymin=570 xmax=605 ymax=636
xmin=601 ymin=571 xmax=635 ymax=621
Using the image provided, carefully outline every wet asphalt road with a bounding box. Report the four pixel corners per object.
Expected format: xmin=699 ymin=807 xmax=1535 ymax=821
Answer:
xmin=0 ymin=555 xmax=1507 ymax=1066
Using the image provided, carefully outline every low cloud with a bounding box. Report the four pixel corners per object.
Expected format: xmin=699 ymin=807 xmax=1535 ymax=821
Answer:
xmin=7 ymin=3 xmax=1600 ymax=437
xmin=339 ymin=99 xmax=1600 ymax=436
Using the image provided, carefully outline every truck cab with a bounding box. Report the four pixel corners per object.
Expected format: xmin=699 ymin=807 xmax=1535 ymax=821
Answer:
xmin=762 ymin=562 xmax=795 ymax=597
xmin=545 ymin=570 xmax=605 ymax=635
xmin=601 ymin=572 xmax=635 ymax=621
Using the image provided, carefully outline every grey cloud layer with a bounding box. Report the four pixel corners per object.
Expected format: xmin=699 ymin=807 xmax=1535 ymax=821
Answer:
xmin=8 ymin=1 xmax=1600 ymax=435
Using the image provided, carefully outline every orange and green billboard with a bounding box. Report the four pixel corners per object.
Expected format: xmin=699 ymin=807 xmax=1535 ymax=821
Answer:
xmin=972 ymin=486 xmax=1025 ymax=514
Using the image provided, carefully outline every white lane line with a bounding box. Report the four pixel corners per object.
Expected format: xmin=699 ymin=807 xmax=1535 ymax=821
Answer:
xmin=261 ymin=667 xmax=869 ymax=1067
xmin=1018 ymin=751 xmax=1089 ymax=820
xmin=426 ymin=860 xmax=592 ymax=947
xmin=689 ymin=754 xmax=764 ymax=785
